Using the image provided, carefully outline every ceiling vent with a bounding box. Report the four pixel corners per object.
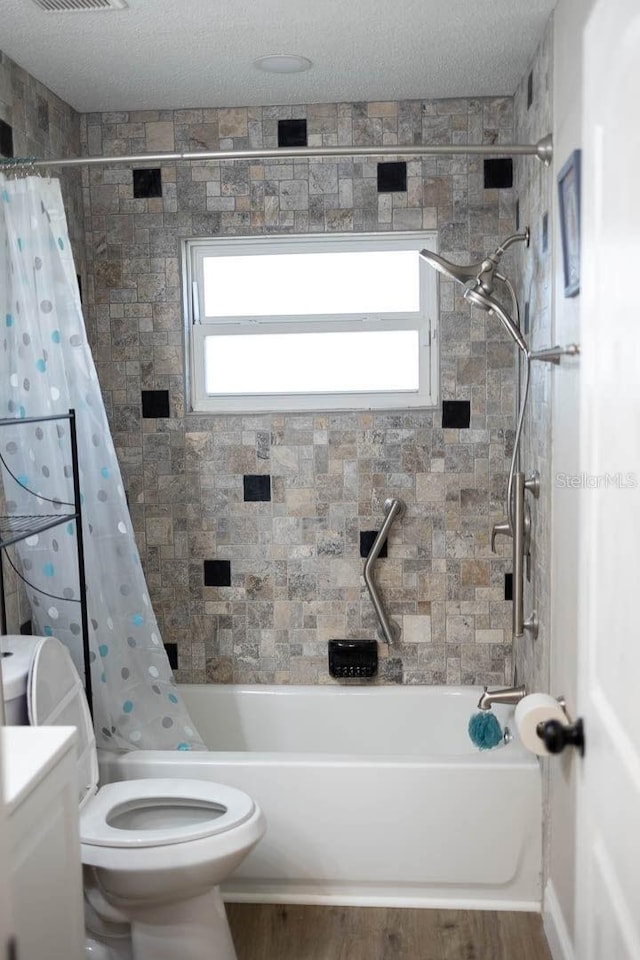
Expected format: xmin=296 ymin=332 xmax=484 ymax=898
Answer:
xmin=31 ymin=0 xmax=128 ymax=11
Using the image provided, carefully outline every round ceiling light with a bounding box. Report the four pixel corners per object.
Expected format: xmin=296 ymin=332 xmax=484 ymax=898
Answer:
xmin=253 ymin=55 xmax=313 ymax=74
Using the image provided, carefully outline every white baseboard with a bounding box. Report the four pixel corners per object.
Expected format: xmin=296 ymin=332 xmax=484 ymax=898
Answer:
xmin=224 ymin=890 xmax=540 ymax=912
xmin=543 ymin=880 xmax=575 ymax=960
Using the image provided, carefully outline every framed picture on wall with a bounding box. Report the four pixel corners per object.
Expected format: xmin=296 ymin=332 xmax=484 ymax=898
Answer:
xmin=558 ymin=149 xmax=581 ymax=297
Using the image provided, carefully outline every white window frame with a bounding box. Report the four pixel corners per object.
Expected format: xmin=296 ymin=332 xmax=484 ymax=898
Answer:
xmin=183 ymin=231 xmax=439 ymax=414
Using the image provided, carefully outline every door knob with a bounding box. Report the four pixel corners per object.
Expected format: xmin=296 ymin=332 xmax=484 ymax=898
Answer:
xmin=536 ymin=718 xmax=585 ymax=757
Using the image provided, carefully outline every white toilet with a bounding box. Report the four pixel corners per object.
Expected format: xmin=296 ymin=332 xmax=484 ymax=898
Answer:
xmin=1 ymin=635 xmax=265 ymax=960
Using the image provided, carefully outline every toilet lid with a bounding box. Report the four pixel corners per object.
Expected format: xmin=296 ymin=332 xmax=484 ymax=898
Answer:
xmin=27 ymin=636 xmax=99 ymax=811
xmin=81 ymin=777 xmax=256 ymax=848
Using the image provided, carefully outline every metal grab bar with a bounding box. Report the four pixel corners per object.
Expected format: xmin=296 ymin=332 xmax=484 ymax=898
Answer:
xmin=363 ymin=498 xmax=406 ymax=644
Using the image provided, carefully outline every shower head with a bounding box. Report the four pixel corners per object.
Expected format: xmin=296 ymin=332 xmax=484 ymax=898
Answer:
xmin=418 ymin=249 xmax=486 ymax=286
xmin=419 ymin=228 xmax=530 ymax=298
xmin=463 ymin=283 xmax=529 ymax=356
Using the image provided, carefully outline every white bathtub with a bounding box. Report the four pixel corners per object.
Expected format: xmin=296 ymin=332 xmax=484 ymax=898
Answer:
xmin=99 ymin=685 xmax=542 ymax=911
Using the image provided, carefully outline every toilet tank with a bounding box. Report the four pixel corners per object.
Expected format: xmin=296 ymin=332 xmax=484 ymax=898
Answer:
xmin=1 ymin=635 xmax=40 ymax=725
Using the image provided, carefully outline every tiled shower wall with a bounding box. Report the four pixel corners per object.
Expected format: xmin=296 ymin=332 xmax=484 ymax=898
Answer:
xmin=80 ymin=96 xmax=519 ymax=685
xmin=513 ymin=20 xmax=554 ymax=697
xmin=0 ymin=50 xmax=84 ymax=634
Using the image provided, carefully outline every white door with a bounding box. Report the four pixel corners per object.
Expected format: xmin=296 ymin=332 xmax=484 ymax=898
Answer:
xmin=577 ymin=1 xmax=640 ymax=956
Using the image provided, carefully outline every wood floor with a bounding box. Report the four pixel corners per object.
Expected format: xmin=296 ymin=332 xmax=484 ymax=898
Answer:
xmin=227 ymin=904 xmax=552 ymax=960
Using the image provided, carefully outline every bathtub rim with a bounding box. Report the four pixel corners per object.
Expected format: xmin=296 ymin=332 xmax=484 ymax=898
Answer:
xmin=98 ymin=747 xmax=539 ymax=770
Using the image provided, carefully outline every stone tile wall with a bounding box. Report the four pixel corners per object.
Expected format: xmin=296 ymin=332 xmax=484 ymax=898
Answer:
xmin=513 ymin=23 xmax=554 ymax=696
xmin=0 ymin=51 xmax=84 ymax=635
xmin=80 ymin=96 xmax=519 ymax=685
xmin=0 ymin=68 xmax=522 ymax=687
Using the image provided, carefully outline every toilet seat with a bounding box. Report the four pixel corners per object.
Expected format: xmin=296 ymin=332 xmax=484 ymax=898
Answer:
xmin=26 ymin=637 xmax=256 ymax=851
xmin=81 ymin=778 xmax=255 ymax=848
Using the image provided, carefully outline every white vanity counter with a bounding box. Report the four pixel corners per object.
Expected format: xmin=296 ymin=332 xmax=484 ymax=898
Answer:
xmin=2 ymin=726 xmax=76 ymax=809
xmin=2 ymin=726 xmax=85 ymax=960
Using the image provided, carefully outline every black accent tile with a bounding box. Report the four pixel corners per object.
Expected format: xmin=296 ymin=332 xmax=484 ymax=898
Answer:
xmin=141 ymin=389 xmax=170 ymax=418
xmin=204 ymin=559 xmax=231 ymax=587
xmin=164 ymin=642 xmax=178 ymax=670
xmin=360 ymin=531 xmax=388 ymax=559
xmin=20 ymin=620 xmax=32 ymax=636
xmin=243 ymin=474 xmax=271 ymax=502
xmin=515 ymin=198 xmax=520 ymax=231
xmin=504 ymin=573 xmax=513 ymax=601
xmin=542 ymin=211 xmax=549 ymax=253
xmin=442 ymin=400 xmax=471 ymax=429
xmin=0 ymin=119 xmax=14 ymax=159
xmin=278 ymin=119 xmax=307 ymax=148
xmin=527 ymin=70 xmax=534 ymax=109
xmin=133 ymin=167 xmax=162 ymax=199
xmin=524 ymin=301 xmax=530 ymax=336
xmin=377 ymin=161 xmax=407 ymax=193
xmin=484 ymin=158 xmax=513 ymax=190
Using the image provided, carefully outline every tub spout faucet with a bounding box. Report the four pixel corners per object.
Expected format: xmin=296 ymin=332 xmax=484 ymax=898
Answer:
xmin=477 ymin=685 xmax=526 ymax=711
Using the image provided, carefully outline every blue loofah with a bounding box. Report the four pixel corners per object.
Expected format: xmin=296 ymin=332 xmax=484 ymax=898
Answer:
xmin=468 ymin=711 xmax=503 ymax=750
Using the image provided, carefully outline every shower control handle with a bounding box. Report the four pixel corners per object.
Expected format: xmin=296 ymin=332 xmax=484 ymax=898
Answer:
xmin=491 ymin=518 xmax=512 ymax=553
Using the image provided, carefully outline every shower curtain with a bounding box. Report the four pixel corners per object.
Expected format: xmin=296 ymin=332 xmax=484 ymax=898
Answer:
xmin=0 ymin=173 xmax=205 ymax=751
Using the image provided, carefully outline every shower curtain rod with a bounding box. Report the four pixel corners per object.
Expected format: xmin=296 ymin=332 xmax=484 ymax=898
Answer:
xmin=1 ymin=134 xmax=553 ymax=170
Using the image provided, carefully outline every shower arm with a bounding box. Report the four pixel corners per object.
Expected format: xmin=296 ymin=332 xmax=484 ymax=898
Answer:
xmin=493 ymin=231 xmax=531 ymax=259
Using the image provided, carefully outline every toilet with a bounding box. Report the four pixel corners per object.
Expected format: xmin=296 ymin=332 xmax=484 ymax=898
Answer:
xmin=1 ymin=634 xmax=265 ymax=960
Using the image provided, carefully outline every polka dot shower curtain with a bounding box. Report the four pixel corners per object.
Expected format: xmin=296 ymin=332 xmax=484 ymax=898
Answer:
xmin=0 ymin=174 xmax=205 ymax=751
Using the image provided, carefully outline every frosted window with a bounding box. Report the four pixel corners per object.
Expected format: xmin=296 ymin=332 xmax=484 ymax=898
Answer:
xmin=204 ymin=330 xmax=420 ymax=395
xmin=202 ymin=251 xmax=420 ymax=317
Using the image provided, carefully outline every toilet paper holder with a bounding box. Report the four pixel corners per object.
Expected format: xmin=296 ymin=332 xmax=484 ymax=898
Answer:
xmin=536 ymin=696 xmax=585 ymax=757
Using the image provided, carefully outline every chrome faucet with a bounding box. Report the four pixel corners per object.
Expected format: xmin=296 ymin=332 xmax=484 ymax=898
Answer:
xmin=477 ymin=685 xmax=526 ymax=711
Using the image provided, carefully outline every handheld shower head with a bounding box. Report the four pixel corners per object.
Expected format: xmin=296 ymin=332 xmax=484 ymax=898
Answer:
xmin=463 ymin=283 xmax=529 ymax=356
xmin=420 ymin=228 xmax=531 ymax=354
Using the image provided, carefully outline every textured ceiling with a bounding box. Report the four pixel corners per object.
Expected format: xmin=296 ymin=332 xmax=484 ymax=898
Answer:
xmin=1 ymin=0 xmax=556 ymax=113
